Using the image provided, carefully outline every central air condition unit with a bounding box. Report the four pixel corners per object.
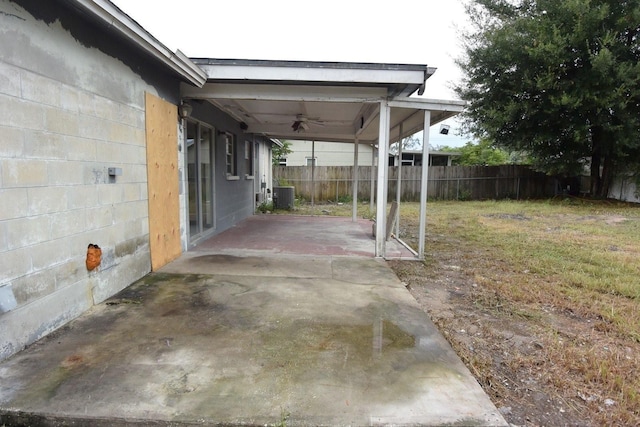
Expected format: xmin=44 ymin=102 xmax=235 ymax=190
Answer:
xmin=273 ymin=186 xmax=295 ymax=210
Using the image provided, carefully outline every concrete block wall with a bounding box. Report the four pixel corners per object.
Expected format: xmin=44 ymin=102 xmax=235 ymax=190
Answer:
xmin=0 ymin=1 xmax=158 ymax=360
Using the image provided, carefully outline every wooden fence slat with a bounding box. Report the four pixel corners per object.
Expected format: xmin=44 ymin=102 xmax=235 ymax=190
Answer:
xmin=274 ymin=165 xmax=557 ymax=202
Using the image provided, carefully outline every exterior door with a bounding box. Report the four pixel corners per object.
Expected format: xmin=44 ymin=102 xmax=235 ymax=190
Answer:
xmin=186 ymin=120 xmax=215 ymax=243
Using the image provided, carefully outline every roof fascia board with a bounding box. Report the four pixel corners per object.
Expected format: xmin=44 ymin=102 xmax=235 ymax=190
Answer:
xmin=388 ymin=97 xmax=466 ymax=112
xmin=71 ymin=0 xmax=206 ymax=87
xmin=182 ymin=83 xmax=388 ymax=103
xmin=196 ymin=64 xmax=429 ymax=86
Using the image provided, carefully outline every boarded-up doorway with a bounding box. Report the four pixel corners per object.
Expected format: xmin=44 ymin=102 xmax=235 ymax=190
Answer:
xmin=145 ymin=92 xmax=181 ymax=270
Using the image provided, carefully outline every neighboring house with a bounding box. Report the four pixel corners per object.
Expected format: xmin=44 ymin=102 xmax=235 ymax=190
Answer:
xmin=389 ymin=150 xmax=461 ymax=166
xmin=281 ymin=140 xmax=375 ymax=166
xmin=0 ymin=0 xmax=274 ymax=361
xmin=281 ymin=142 xmax=459 ymax=168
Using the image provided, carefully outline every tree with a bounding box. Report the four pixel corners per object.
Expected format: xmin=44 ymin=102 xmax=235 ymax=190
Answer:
xmin=389 ymin=135 xmax=421 ymax=154
xmin=272 ymin=140 xmax=293 ymax=166
xmin=455 ymin=0 xmax=640 ymax=198
xmin=456 ymin=139 xmax=510 ymax=166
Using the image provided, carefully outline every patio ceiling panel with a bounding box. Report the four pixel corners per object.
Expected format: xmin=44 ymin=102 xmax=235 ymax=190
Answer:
xmin=180 ymin=59 xmax=465 ymax=145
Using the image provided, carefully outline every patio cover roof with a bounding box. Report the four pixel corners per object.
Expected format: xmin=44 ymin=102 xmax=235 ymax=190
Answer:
xmin=181 ymin=58 xmax=465 ymax=145
xmin=180 ymin=58 xmax=466 ymax=258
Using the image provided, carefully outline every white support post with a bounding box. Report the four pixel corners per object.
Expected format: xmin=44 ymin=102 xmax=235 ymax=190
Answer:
xmin=311 ymin=139 xmax=315 ymax=206
xmin=418 ymin=111 xmax=431 ymax=258
xmin=370 ymin=145 xmax=376 ymax=212
xmin=395 ymin=123 xmax=403 ymax=237
xmin=375 ymin=101 xmax=390 ymax=258
xmin=352 ymin=137 xmax=359 ymax=222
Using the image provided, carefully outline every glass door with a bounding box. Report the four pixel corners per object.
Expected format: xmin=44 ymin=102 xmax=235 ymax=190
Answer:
xmin=200 ymin=126 xmax=214 ymax=231
xmin=186 ymin=120 xmax=215 ymax=242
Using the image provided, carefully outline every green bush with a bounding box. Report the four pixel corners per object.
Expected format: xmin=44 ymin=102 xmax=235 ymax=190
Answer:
xmin=257 ymin=201 xmax=274 ymax=213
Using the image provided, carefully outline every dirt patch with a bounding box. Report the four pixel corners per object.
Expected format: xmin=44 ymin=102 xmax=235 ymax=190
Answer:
xmin=388 ymin=237 xmax=623 ymax=427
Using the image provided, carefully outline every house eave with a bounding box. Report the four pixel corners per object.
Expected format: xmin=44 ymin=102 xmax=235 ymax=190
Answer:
xmin=190 ymin=58 xmax=435 ymax=98
xmin=70 ymin=0 xmax=206 ymax=87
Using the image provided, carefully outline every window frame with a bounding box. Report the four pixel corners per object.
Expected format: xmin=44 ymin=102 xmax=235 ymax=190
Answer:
xmin=244 ymin=139 xmax=254 ymax=180
xmin=224 ymin=132 xmax=239 ymax=180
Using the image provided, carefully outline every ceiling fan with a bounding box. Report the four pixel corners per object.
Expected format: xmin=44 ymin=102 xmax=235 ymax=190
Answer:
xmin=291 ymin=114 xmax=324 ymax=132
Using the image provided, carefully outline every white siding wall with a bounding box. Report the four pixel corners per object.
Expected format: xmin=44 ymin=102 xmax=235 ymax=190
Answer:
xmin=285 ymin=140 xmax=374 ymax=166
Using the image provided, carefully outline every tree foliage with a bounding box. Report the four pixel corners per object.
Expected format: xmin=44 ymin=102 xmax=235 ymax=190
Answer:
xmin=272 ymin=140 xmax=293 ymax=166
xmin=455 ymin=0 xmax=640 ymax=197
xmin=390 ymin=135 xmax=422 ymax=154
xmin=457 ymin=139 xmax=510 ymax=166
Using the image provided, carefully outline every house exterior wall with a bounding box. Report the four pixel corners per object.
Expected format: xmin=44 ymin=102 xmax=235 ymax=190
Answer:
xmin=0 ymin=0 xmax=182 ymax=360
xmin=284 ymin=140 xmax=374 ymax=166
xmin=183 ymin=101 xmax=271 ymax=244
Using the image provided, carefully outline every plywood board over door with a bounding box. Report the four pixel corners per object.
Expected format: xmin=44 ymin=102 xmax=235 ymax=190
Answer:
xmin=145 ymin=92 xmax=181 ymax=270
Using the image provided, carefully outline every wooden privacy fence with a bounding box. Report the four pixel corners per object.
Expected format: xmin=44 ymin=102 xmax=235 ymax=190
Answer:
xmin=273 ymin=165 xmax=556 ymax=202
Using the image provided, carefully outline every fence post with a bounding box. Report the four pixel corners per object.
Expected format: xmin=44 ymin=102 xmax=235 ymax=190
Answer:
xmin=272 ymin=165 xmax=555 ymax=203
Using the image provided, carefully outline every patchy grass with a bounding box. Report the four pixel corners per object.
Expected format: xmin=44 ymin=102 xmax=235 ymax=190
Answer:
xmin=283 ymin=198 xmax=640 ymax=425
xmin=400 ymin=198 xmax=640 ymax=425
xmin=415 ymin=199 xmax=640 ymax=341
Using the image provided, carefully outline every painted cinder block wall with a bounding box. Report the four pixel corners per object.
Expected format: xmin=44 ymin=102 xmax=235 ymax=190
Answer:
xmin=0 ymin=0 xmax=182 ymax=360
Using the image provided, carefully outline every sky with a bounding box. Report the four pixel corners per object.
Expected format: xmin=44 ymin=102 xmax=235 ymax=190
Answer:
xmin=111 ymin=0 xmax=473 ymax=147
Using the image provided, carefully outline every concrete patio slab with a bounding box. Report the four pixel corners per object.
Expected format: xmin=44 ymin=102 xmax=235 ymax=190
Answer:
xmin=194 ymin=215 xmax=415 ymax=259
xmin=0 ymin=250 xmax=506 ymax=426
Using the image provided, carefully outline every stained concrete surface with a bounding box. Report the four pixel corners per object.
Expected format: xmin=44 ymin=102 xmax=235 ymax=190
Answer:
xmin=193 ymin=215 xmax=415 ymax=259
xmin=0 ymin=216 xmax=507 ymax=426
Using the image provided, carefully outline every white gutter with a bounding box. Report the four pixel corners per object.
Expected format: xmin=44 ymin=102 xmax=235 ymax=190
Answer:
xmin=72 ymin=0 xmax=206 ymax=87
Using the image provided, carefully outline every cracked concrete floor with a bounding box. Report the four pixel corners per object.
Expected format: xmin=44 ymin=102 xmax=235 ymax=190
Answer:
xmin=0 ymin=252 xmax=505 ymax=426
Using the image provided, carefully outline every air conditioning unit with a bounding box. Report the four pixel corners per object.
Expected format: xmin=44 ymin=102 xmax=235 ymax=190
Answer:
xmin=273 ymin=186 xmax=295 ymax=210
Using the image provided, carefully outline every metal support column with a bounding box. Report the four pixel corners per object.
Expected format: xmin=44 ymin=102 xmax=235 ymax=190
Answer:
xmin=370 ymin=145 xmax=376 ymax=212
xmin=311 ymin=139 xmax=315 ymax=206
xmin=395 ymin=123 xmax=403 ymax=237
xmin=375 ymin=101 xmax=390 ymax=258
xmin=352 ymin=137 xmax=359 ymax=222
xmin=418 ymin=111 xmax=431 ymax=258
